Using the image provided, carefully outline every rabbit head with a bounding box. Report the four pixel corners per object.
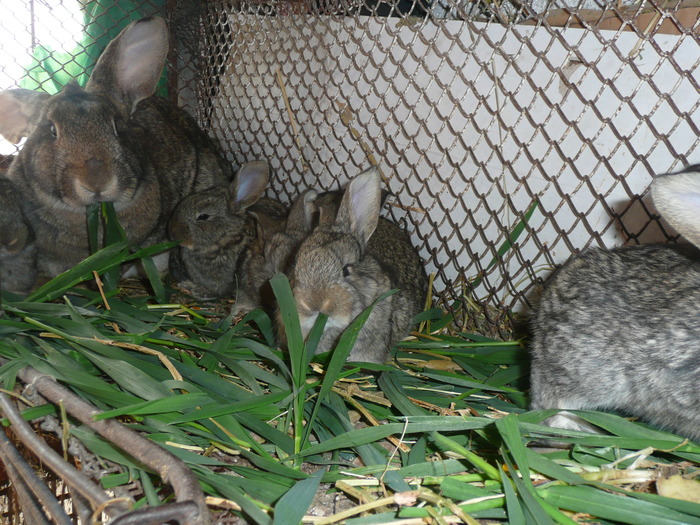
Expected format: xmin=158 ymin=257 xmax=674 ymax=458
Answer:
xmin=1 ymin=18 xmax=169 ymax=209
xmin=289 ymin=168 xmax=426 ymax=363
xmin=529 ymin=166 xmax=700 ymax=443
xmin=265 ymin=189 xmax=319 ymax=274
xmin=0 ymin=17 xmax=230 ymax=278
xmin=168 ymin=161 xmax=287 ymax=300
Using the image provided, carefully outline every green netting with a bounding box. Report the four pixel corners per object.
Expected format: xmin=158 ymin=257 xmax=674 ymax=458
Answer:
xmin=20 ymin=0 xmax=166 ymax=94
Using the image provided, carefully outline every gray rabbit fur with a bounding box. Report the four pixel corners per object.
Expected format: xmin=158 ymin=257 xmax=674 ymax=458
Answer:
xmin=290 ymin=168 xmax=427 ymax=363
xmin=0 ymin=17 xmax=230 ymax=281
xmin=529 ymin=166 xmax=700 ymax=442
xmin=232 ymin=188 xmax=319 ymax=316
xmin=261 ymin=187 xmax=392 ymax=284
xmin=0 ymin=177 xmax=37 ymax=294
xmin=168 ymin=161 xmax=288 ymax=300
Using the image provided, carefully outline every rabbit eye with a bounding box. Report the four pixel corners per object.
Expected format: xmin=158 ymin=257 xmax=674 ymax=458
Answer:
xmin=49 ymin=122 xmax=57 ymax=139
xmin=196 ymin=213 xmax=210 ymax=221
xmin=342 ymin=264 xmax=353 ymax=277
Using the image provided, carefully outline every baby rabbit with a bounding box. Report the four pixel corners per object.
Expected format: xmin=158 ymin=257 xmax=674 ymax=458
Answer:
xmin=168 ymin=161 xmax=288 ymax=300
xmin=529 ymin=165 xmax=700 ymax=442
xmin=231 ymin=188 xmax=319 ymax=316
xmin=0 ymin=177 xmax=36 ymax=294
xmin=290 ymin=168 xmax=428 ymax=363
xmin=0 ymin=17 xmax=230 ymax=279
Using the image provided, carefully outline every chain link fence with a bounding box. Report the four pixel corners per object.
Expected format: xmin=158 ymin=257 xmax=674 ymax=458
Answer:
xmin=184 ymin=0 xmax=699 ymax=335
xmin=2 ymin=1 xmax=698 ymax=335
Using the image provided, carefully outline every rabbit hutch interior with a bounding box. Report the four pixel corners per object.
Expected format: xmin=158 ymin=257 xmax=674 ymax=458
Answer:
xmin=0 ymin=0 xmax=699 ymax=524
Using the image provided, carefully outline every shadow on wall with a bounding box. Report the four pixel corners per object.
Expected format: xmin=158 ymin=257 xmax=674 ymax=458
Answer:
xmin=610 ymin=191 xmax=679 ymax=247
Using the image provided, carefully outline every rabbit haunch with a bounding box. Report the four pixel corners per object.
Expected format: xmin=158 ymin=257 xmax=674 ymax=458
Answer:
xmin=0 ymin=17 xmax=230 ymax=280
xmin=289 ymin=168 xmax=427 ymax=364
xmin=529 ymin=166 xmax=700 ymax=442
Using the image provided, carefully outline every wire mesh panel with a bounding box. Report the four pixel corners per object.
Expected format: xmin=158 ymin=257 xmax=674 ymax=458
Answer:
xmin=1 ymin=1 xmax=699 ymax=332
xmin=178 ymin=0 xmax=700 ymax=335
xmin=0 ymin=1 xmax=169 ymax=157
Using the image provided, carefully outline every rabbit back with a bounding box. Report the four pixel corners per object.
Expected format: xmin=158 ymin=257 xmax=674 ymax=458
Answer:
xmin=530 ymin=244 xmax=700 ymax=441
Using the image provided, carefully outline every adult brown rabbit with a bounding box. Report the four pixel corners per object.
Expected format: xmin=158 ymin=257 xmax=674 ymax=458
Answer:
xmin=168 ymin=161 xmax=288 ymax=300
xmin=290 ymin=168 xmax=427 ymax=363
xmin=0 ymin=17 xmax=231 ymax=280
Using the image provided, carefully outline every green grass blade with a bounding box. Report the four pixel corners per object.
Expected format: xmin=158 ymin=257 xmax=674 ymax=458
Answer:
xmin=302 ymin=291 xmax=392 ymax=450
xmin=501 ymin=463 xmax=525 ymax=525
xmin=86 ymin=203 xmax=100 ymax=254
xmin=269 ymin=273 xmax=303 ymax=366
xmin=26 ymin=242 xmax=131 ymax=303
xmin=471 ymin=199 xmax=539 ymax=288
xmin=497 ymin=415 xmax=573 ymax=525
xmin=101 ymin=202 xmax=129 ymax=290
xmin=137 ymin=250 xmax=168 ymax=303
xmin=272 ymin=468 xmax=324 ymax=525
xmin=94 ymin=393 xmax=212 ymax=420
xmin=540 ymin=485 xmax=700 ymax=525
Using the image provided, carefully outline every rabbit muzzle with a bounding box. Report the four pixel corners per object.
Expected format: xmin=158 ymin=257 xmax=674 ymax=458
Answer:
xmin=68 ymin=157 xmax=121 ymax=204
xmin=167 ymin=218 xmax=194 ymax=249
xmin=295 ymin=286 xmax=354 ymax=336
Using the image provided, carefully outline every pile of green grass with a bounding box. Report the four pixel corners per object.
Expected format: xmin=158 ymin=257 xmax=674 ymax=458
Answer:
xmin=0 ymin=203 xmax=698 ymax=524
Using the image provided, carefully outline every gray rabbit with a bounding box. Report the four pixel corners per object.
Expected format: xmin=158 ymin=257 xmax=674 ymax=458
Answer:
xmin=0 ymin=177 xmax=36 ymax=294
xmin=529 ymin=165 xmax=700 ymax=442
xmin=0 ymin=17 xmax=230 ymax=280
xmin=290 ymin=168 xmax=427 ymax=363
xmin=168 ymin=161 xmax=288 ymax=300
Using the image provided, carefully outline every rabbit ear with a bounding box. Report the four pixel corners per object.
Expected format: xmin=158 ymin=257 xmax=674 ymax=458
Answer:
xmin=335 ymin=167 xmax=382 ymax=247
xmin=317 ymin=204 xmax=336 ymax=228
xmin=0 ymin=90 xmax=51 ymax=144
xmin=286 ymin=189 xmax=318 ymax=233
xmin=86 ymin=17 xmax=169 ymax=114
xmin=247 ymin=212 xmax=267 ymax=253
xmin=651 ymin=167 xmax=700 ymax=247
xmin=229 ymin=161 xmax=269 ymax=212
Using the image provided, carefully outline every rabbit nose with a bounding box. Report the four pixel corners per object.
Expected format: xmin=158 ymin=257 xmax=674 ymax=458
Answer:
xmin=73 ymin=157 xmax=117 ymax=198
xmin=77 ymin=179 xmax=117 ymax=202
xmin=168 ymin=220 xmax=193 ymax=248
xmin=297 ymin=292 xmax=335 ymax=316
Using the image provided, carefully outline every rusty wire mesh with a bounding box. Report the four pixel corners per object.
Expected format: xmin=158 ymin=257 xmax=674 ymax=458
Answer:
xmin=173 ymin=0 xmax=699 ymax=335
xmin=2 ymin=1 xmax=699 ymax=334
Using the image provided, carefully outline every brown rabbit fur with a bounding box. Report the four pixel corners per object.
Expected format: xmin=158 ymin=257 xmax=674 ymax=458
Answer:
xmin=231 ymin=189 xmax=320 ymax=316
xmin=0 ymin=177 xmax=36 ymax=294
xmin=0 ymin=17 xmax=230 ymax=281
xmin=169 ymin=161 xmax=288 ymax=300
xmin=235 ymin=187 xmax=387 ymax=317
